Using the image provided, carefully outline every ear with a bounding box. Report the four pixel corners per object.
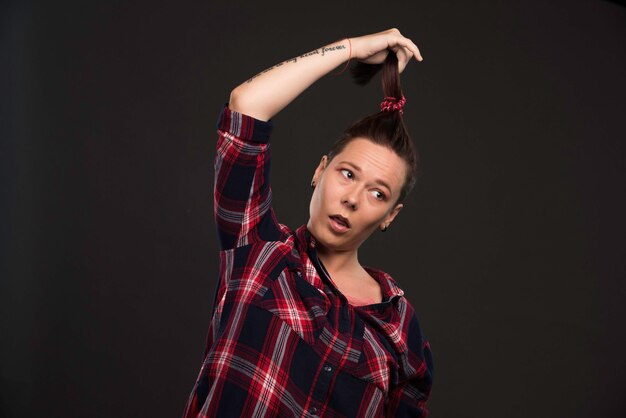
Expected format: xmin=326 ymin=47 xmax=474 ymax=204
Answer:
xmin=381 ymin=203 xmax=403 ymax=229
xmin=311 ymin=155 xmax=328 ymax=185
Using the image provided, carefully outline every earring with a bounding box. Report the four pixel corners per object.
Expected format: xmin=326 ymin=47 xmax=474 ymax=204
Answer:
xmin=381 ymin=224 xmax=388 ymax=232
xmin=311 ymin=180 xmax=316 ymax=188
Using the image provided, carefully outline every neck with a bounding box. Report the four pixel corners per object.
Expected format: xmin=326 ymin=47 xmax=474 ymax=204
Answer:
xmin=315 ymin=245 xmax=361 ymax=276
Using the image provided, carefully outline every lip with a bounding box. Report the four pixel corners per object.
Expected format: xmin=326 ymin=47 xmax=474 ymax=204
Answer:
xmin=329 ymin=215 xmax=351 ymax=233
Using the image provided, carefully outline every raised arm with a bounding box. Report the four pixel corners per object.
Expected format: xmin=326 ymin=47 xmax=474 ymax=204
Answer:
xmin=229 ymin=28 xmax=423 ymax=122
xmin=214 ymin=29 xmax=423 ymax=250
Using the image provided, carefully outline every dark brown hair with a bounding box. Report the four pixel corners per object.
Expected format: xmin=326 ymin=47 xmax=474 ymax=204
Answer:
xmin=327 ymin=52 xmax=421 ymax=204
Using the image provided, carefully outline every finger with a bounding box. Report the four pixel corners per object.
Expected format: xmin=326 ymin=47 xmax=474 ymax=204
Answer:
xmin=395 ymin=36 xmax=422 ymax=62
xmin=394 ymin=46 xmax=413 ymax=73
xmin=396 ymin=47 xmax=411 ymax=73
xmin=391 ymin=43 xmax=414 ymax=73
xmin=407 ymin=38 xmax=423 ymax=61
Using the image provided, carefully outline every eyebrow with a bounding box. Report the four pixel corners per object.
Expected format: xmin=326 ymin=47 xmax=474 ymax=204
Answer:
xmin=338 ymin=161 xmax=393 ymax=194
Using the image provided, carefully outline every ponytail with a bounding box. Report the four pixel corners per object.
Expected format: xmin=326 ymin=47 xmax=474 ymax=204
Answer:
xmin=327 ymin=51 xmax=421 ymax=204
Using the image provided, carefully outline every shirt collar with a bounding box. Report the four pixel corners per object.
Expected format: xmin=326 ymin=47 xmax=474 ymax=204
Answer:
xmin=294 ymin=225 xmax=405 ymax=301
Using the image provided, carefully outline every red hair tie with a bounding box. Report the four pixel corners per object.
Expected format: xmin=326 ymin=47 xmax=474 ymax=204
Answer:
xmin=380 ymin=95 xmax=406 ymax=115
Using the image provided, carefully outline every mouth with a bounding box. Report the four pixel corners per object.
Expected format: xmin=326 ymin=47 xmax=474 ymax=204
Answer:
xmin=329 ymin=214 xmax=351 ymax=230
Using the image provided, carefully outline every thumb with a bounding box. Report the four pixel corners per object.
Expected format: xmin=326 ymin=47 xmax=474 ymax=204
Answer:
xmin=395 ymin=46 xmax=413 ymax=73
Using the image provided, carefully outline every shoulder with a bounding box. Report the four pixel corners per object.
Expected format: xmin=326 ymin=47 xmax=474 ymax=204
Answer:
xmin=363 ymin=266 xmax=427 ymax=340
xmin=362 ymin=266 xmax=406 ymax=302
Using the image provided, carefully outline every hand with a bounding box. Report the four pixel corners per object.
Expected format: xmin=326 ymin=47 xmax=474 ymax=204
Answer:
xmin=350 ymin=28 xmax=423 ymax=73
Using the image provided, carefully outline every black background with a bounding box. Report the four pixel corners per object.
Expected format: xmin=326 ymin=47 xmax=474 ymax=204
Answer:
xmin=2 ymin=0 xmax=626 ymax=417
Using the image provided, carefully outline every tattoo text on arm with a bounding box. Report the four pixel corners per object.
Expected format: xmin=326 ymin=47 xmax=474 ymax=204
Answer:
xmin=245 ymin=43 xmax=347 ymax=84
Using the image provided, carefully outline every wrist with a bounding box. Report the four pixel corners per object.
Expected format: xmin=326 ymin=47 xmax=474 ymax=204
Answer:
xmin=331 ymin=37 xmax=352 ymax=76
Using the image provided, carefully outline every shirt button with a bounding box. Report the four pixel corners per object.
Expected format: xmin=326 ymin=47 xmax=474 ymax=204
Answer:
xmin=323 ymin=365 xmax=333 ymax=372
xmin=296 ymin=270 xmax=302 ymax=277
xmin=310 ymin=407 xmax=318 ymax=414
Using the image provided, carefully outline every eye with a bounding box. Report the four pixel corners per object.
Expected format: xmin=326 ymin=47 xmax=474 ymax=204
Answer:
xmin=371 ymin=190 xmax=386 ymax=201
xmin=340 ymin=169 xmax=354 ymax=179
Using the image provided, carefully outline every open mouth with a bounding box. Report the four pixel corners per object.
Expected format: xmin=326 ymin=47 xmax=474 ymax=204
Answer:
xmin=329 ymin=215 xmax=350 ymax=229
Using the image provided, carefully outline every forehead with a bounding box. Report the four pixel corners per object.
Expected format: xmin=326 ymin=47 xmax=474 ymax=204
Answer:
xmin=331 ymin=138 xmax=406 ymax=191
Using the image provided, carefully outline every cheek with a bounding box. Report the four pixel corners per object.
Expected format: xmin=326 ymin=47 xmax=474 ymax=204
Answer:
xmin=362 ymin=213 xmax=382 ymax=229
xmin=361 ymin=205 xmax=391 ymax=227
xmin=309 ymin=186 xmax=324 ymax=218
xmin=310 ymin=182 xmax=336 ymax=216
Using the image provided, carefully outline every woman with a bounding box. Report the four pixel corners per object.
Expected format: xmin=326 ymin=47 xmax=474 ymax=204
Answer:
xmin=183 ymin=28 xmax=434 ymax=418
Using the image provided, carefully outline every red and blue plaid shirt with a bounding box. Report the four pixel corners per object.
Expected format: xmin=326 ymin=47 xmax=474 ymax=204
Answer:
xmin=182 ymin=104 xmax=434 ymax=418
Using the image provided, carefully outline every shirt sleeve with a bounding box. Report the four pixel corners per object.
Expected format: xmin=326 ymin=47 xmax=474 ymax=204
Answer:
xmin=386 ymin=310 xmax=434 ymax=417
xmin=213 ymin=102 xmax=283 ymax=250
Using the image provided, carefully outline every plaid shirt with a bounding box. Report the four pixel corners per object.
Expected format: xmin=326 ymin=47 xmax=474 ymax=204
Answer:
xmin=182 ymin=104 xmax=434 ymax=418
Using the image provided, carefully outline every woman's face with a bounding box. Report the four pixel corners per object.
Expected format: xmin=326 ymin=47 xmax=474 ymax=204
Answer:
xmin=307 ymin=138 xmax=406 ymax=254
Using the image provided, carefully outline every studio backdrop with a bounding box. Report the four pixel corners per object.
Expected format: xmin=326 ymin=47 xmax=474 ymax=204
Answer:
xmin=1 ymin=0 xmax=625 ymax=417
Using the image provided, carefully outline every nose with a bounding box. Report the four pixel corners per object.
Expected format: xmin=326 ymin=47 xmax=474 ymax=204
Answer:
xmin=342 ymin=189 xmax=358 ymax=211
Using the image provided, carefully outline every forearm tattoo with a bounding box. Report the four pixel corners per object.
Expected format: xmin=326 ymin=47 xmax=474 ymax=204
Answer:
xmin=245 ymin=43 xmax=347 ymax=84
